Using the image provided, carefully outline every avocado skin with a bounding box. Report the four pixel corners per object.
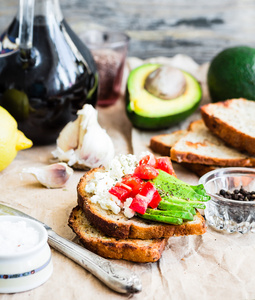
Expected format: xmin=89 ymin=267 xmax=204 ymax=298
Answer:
xmin=126 ymin=88 xmax=201 ymax=130
xmin=208 ymin=46 xmax=255 ymax=102
xmin=125 ymin=64 xmax=202 ymax=130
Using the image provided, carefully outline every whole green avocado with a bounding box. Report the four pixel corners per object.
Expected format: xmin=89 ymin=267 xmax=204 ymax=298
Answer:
xmin=207 ymin=46 xmax=255 ymax=102
xmin=126 ymin=64 xmax=202 ymax=130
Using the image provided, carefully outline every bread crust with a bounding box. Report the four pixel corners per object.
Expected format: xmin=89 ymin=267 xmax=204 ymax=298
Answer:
xmin=171 ymin=147 xmax=251 ymax=166
xmin=149 ymin=129 xmax=219 ymax=176
xmin=77 ymin=168 xmax=207 ymax=240
xmin=150 ymin=135 xmax=171 ymax=156
xmin=69 ymin=206 xmax=167 ymax=263
xmin=150 ymin=130 xmax=187 ymax=156
xmin=201 ymin=99 xmax=255 ymax=156
xmin=170 ymin=119 xmax=254 ymax=167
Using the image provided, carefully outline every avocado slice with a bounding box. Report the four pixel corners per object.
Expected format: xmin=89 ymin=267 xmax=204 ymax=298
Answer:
xmin=145 ymin=208 xmax=194 ymax=221
xmin=126 ymin=63 xmax=202 ymax=130
xmin=152 ymin=170 xmax=210 ymax=202
xmin=137 ymin=213 xmax=183 ymax=225
xmin=158 ymin=200 xmax=196 ymax=215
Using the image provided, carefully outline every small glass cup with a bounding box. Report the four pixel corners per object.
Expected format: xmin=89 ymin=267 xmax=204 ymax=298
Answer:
xmin=199 ymin=167 xmax=255 ymax=234
xmin=81 ymin=30 xmax=129 ymax=107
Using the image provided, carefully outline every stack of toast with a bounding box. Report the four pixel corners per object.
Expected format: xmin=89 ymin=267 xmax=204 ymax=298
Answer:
xmin=150 ymin=98 xmax=255 ymax=177
xmin=68 ymin=168 xmax=207 ymax=263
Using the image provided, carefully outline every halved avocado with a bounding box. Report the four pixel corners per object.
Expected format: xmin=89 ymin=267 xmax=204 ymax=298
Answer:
xmin=126 ymin=64 xmax=202 ymax=130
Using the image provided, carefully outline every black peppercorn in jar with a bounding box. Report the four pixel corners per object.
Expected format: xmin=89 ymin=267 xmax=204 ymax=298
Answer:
xmin=218 ymin=186 xmax=255 ymax=201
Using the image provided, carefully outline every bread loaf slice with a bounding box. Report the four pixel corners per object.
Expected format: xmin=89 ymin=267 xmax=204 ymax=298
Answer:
xmin=201 ymin=98 xmax=255 ymax=155
xmin=68 ymin=206 xmax=167 ymax=263
xmin=77 ymin=168 xmax=207 ymax=240
xmin=149 ymin=130 xmax=218 ymax=176
xmin=150 ymin=130 xmax=187 ymax=156
xmin=170 ymin=119 xmax=255 ymax=167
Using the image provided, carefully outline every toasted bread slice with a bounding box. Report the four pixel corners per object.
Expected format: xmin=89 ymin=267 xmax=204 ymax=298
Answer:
xmin=201 ymin=98 xmax=255 ymax=156
xmin=77 ymin=168 xmax=207 ymax=240
xmin=150 ymin=130 xmax=187 ymax=156
xmin=150 ymin=130 xmax=218 ymax=176
xmin=170 ymin=119 xmax=255 ymax=167
xmin=68 ymin=206 xmax=167 ymax=263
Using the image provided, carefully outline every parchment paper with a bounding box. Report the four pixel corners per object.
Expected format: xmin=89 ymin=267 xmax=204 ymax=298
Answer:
xmin=1 ymin=56 xmax=255 ymax=300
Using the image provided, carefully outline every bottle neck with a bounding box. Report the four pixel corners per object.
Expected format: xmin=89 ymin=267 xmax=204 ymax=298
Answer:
xmin=17 ymin=0 xmax=63 ymax=22
xmin=18 ymin=0 xmax=63 ymax=64
xmin=33 ymin=0 xmax=63 ymax=23
xmin=18 ymin=0 xmax=34 ymax=51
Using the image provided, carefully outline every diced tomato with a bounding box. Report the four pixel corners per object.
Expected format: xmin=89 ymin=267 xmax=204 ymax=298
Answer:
xmin=156 ymin=157 xmax=177 ymax=177
xmin=109 ymin=182 xmax=131 ymax=201
xmin=139 ymin=154 xmax=157 ymax=167
xmin=139 ymin=181 xmax=156 ymax=198
xmin=139 ymin=182 xmax=161 ymax=209
xmin=129 ymin=182 xmax=162 ymax=214
xmin=116 ymin=182 xmax=132 ymax=191
xmin=121 ymin=175 xmax=146 ymax=197
xmin=133 ymin=165 xmax=159 ymax=180
xmin=129 ymin=194 xmax=150 ymax=214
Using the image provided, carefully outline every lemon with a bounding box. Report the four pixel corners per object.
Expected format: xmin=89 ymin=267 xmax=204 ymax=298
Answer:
xmin=0 ymin=106 xmax=33 ymax=171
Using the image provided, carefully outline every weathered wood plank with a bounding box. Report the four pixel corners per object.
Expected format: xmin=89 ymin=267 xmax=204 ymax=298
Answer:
xmin=0 ymin=0 xmax=255 ymax=63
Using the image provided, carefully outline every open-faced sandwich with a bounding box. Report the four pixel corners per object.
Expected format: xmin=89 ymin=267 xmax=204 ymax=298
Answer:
xmin=69 ymin=152 xmax=210 ymax=263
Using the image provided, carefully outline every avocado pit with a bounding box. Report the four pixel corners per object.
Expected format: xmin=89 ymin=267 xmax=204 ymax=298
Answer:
xmin=144 ymin=66 xmax=187 ymax=100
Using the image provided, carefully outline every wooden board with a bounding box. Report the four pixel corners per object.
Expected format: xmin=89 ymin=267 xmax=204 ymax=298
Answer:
xmin=1 ymin=0 xmax=255 ymax=63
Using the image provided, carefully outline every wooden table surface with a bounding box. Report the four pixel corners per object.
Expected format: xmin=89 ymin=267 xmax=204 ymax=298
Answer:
xmin=1 ymin=0 xmax=255 ymax=64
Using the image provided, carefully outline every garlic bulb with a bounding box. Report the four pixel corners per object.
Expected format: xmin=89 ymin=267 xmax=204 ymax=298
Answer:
xmin=22 ymin=163 xmax=73 ymax=188
xmin=52 ymin=104 xmax=115 ymax=169
xmin=56 ymin=118 xmax=80 ymax=152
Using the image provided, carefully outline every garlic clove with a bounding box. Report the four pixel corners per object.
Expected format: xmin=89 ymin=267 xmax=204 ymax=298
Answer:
xmin=51 ymin=147 xmax=75 ymax=165
xmin=77 ymin=104 xmax=99 ymax=128
xmin=22 ymin=163 xmax=73 ymax=188
xmin=79 ymin=124 xmax=115 ymax=168
xmin=77 ymin=105 xmax=98 ymax=149
xmin=57 ymin=117 xmax=80 ymax=152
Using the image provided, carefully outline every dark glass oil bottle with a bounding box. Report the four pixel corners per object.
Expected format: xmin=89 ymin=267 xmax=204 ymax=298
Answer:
xmin=0 ymin=1 xmax=98 ymax=145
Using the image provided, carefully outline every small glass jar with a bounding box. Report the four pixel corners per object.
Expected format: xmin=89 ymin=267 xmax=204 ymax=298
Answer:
xmin=199 ymin=167 xmax=255 ymax=234
xmin=0 ymin=216 xmax=53 ymax=293
xmin=81 ymin=30 xmax=129 ymax=107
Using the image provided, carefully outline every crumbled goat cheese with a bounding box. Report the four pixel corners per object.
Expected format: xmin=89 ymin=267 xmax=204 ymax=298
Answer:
xmin=108 ymin=154 xmax=138 ymax=181
xmin=85 ymin=154 xmax=138 ymax=214
xmin=123 ymin=197 xmax=135 ymax=218
xmin=85 ymin=171 xmax=120 ymax=214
